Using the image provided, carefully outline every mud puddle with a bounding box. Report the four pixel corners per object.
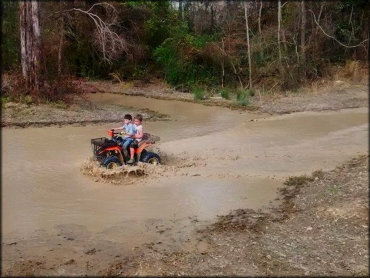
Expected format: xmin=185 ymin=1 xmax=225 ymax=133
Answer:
xmin=2 ymin=93 xmax=368 ymax=275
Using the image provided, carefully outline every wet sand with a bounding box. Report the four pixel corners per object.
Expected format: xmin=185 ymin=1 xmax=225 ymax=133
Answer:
xmin=2 ymin=92 xmax=368 ymax=275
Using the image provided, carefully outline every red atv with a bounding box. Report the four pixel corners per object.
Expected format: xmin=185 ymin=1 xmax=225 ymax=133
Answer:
xmin=91 ymin=129 xmax=161 ymax=168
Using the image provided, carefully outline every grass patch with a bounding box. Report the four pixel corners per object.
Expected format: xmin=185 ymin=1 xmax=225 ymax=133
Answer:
xmin=219 ymin=88 xmax=231 ymax=100
xmin=284 ymin=175 xmax=314 ymax=187
xmin=1 ymin=96 xmax=11 ymax=108
xmin=236 ymin=88 xmax=255 ymax=106
xmin=192 ymin=86 xmax=206 ymax=100
xmin=21 ymin=95 xmax=33 ymax=105
xmin=50 ymin=100 xmax=68 ymax=110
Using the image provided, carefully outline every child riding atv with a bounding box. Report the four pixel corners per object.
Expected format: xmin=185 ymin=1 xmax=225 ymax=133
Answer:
xmin=112 ymin=114 xmax=135 ymax=158
xmin=90 ymin=114 xmax=160 ymax=168
xmin=127 ymin=114 xmax=144 ymax=164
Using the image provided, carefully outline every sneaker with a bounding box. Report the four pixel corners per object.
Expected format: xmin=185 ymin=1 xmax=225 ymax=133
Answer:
xmin=127 ymin=158 xmax=135 ymax=164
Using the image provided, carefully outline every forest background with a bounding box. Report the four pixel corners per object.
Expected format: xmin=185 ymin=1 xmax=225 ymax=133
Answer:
xmin=2 ymin=0 xmax=369 ymax=104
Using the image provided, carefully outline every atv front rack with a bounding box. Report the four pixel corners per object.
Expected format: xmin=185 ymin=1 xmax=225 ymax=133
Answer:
xmin=91 ymin=137 xmax=117 ymax=159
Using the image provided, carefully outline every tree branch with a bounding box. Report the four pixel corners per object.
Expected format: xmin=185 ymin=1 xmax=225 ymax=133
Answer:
xmin=57 ymin=2 xmax=127 ymax=63
xmin=308 ymin=9 xmax=368 ymax=49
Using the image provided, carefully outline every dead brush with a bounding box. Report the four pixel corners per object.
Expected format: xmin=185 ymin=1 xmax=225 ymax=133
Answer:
xmin=2 ymin=71 xmax=84 ymax=105
xmin=42 ymin=76 xmax=83 ymax=105
xmin=337 ymin=60 xmax=368 ymax=82
xmin=1 ymin=71 xmax=28 ymax=103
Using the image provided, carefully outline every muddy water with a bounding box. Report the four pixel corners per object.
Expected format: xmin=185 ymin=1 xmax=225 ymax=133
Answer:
xmin=2 ymin=93 xmax=368 ymax=248
xmin=87 ymin=93 xmax=253 ymax=141
xmin=1 ymin=94 xmax=268 ymax=242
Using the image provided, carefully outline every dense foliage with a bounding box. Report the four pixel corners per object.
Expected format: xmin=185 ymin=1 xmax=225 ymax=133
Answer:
xmin=2 ymin=0 xmax=369 ymax=100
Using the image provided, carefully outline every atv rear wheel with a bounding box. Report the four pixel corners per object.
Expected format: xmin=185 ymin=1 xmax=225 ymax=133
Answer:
xmin=140 ymin=152 xmax=161 ymax=165
xmin=102 ymin=155 xmax=122 ymax=169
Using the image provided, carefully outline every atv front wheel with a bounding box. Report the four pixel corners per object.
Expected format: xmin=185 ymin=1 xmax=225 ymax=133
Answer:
xmin=102 ymin=155 xmax=122 ymax=169
xmin=140 ymin=152 xmax=161 ymax=165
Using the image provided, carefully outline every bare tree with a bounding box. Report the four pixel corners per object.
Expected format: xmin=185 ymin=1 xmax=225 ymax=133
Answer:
xmin=20 ymin=0 xmax=43 ymax=94
xmin=244 ymin=1 xmax=252 ymax=88
xmin=61 ymin=2 xmax=128 ymax=63
xmin=221 ymin=38 xmax=225 ymax=87
xmin=178 ymin=0 xmax=183 ymax=20
xmin=300 ymin=0 xmax=306 ymax=67
xmin=277 ymin=0 xmax=283 ymax=75
xmin=308 ymin=9 xmax=368 ymax=50
xmin=258 ymin=0 xmax=263 ymax=35
xmin=57 ymin=0 xmax=64 ymax=76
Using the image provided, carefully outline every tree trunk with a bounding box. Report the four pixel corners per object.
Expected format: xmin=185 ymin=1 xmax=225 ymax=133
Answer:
xmin=244 ymin=2 xmax=252 ymax=88
xmin=277 ymin=0 xmax=284 ymax=76
xmin=19 ymin=0 xmax=43 ymax=94
xmin=178 ymin=0 xmax=183 ymax=20
xmin=19 ymin=1 xmax=28 ymax=78
xmin=210 ymin=3 xmax=214 ymax=32
xmin=221 ymin=38 xmax=225 ymax=88
xmin=258 ymin=0 xmax=263 ymax=35
xmin=57 ymin=1 xmax=64 ymax=76
xmin=300 ymin=0 xmax=306 ymax=71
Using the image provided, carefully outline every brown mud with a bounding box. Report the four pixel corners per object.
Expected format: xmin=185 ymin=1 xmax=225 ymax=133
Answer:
xmin=83 ymin=79 xmax=368 ymax=114
xmin=1 ymin=98 xmax=169 ymax=128
xmin=1 ymin=87 xmax=368 ymax=276
xmin=3 ymin=156 xmax=367 ymax=276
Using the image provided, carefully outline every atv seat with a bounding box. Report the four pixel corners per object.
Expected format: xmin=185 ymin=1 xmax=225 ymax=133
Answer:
xmin=138 ymin=133 xmax=160 ymax=146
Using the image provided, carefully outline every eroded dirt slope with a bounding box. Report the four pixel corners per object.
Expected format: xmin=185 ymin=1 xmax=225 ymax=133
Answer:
xmin=117 ymin=155 xmax=368 ymax=276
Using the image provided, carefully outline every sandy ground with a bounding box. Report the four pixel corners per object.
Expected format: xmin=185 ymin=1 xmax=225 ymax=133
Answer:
xmin=259 ymin=82 xmax=368 ymax=114
xmin=84 ymin=79 xmax=368 ymax=114
xmin=1 ymin=96 xmax=169 ymax=128
xmin=2 ymin=156 xmax=368 ymax=276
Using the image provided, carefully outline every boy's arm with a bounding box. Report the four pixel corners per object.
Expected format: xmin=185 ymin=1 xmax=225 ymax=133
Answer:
xmin=113 ymin=127 xmax=123 ymax=131
xmin=126 ymin=126 xmax=136 ymax=138
xmin=134 ymin=127 xmax=143 ymax=139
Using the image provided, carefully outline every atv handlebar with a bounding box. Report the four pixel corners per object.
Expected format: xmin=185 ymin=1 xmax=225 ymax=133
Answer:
xmin=108 ymin=129 xmax=121 ymax=137
xmin=106 ymin=130 xmax=160 ymax=143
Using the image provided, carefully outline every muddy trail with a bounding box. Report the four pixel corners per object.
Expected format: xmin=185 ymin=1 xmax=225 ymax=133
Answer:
xmin=2 ymin=92 xmax=368 ymax=276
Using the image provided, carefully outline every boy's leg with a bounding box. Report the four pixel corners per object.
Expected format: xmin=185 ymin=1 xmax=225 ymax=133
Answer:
xmin=127 ymin=141 xmax=138 ymax=164
xmin=122 ymin=138 xmax=133 ymax=158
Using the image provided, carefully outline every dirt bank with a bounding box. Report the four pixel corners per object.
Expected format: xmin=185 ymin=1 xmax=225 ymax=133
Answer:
xmin=3 ymin=155 xmax=367 ymax=276
xmin=2 ymin=79 xmax=367 ymax=129
xmin=1 ymin=97 xmax=169 ymax=128
xmin=110 ymin=155 xmax=369 ymax=276
xmin=83 ymin=79 xmax=368 ymax=114
xmin=259 ymin=81 xmax=368 ymax=114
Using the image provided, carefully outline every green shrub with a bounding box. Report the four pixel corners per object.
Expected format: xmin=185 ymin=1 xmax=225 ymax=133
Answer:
xmin=50 ymin=100 xmax=68 ymax=110
xmin=154 ymin=30 xmax=219 ymax=88
xmin=22 ymin=95 xmax=33 ymax=105
xmin=236 ymin=88 xmax=254 ymax=106
xmin=219 ymin=88 xmax=230 ymax=100
xmin=1 ymin=96 xmax=11 ymax=108
xmin=192 ymin=86 xmax=205 ymax=100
